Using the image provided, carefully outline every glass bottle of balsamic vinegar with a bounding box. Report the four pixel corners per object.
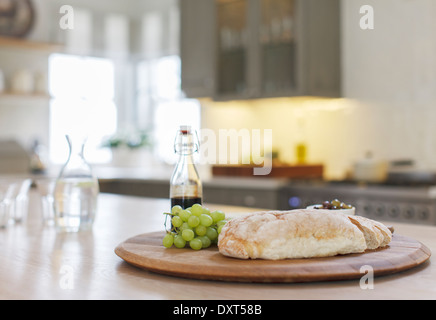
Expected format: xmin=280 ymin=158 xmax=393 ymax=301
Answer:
xmin=170 ymin=125 xmax=202 ymax=209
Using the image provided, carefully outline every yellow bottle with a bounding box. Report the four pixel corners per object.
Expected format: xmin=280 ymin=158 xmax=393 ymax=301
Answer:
xmin=295 ymin=142 xmax=307 ymax=164
xmin=295 ymin=117 xmax=307 ymax=164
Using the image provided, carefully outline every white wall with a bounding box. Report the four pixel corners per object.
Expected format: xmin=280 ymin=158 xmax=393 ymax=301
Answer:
xmin=341 ymin=0 xmax=436 ymax=170
xmin=342 ymin=0 xmax=436 ymax=102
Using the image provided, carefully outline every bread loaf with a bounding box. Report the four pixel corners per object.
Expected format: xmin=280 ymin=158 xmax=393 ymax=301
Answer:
xmin=218 ymin=209 xmax=392 ymax=260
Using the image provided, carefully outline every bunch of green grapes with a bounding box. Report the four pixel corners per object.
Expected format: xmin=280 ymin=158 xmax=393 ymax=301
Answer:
xmin=162 ymin=203 xmax=227 ymax=250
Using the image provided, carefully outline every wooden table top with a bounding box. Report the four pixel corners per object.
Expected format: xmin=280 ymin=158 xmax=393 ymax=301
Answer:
xmin=1 ymin=191 xmax=435 ymax=300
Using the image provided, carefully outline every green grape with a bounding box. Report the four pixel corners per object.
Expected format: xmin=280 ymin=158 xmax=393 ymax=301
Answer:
xmin=199 ymin=214 xmax=213 ymax=227
xmin=171 ymin=205 xmax=183 ymax=215
xmin=206 ymin=227 xmax=218 ymax=241
xmin=179 ymin=209 xmax=192 ymax=222
xmin=179 ymin=222 xmax=190 ymax=232
xmin=182 ymin=229 xmax=195 ymax=241
xmin=216 ymin=220 xmax=227 ymax=228
xmin=198 ymin=235 xmax=211 ymax=248
xmin=187 ymin=215 xmax=200 ymax=228
xmin=171 ymin=215 xmax=183 ymax=228
xmin=195 ymin=225 xmax=207 ymax=236
xmin=210 ymin=210 xmax=225 ymax=223
xmin=174 ymin=235 xmax=186 ymax=248
xmin=163 ymin=206 xmax=227 ymax=250
xmin=189 ymin=238 xmax=202 ymax=250
xmin=191 ymin=204 xmax=203 ymax=217
xmin=162 ymin=233 xmax=174 ymax=248
xmin=217 ymin=224 xmax=224 ymax=234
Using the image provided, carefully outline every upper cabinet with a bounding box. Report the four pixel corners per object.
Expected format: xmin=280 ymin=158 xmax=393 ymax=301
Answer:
xmin=180 ymin=0 xmax=216 ymax=98
xmin=180 ymin=0 xmax=341 ymax=100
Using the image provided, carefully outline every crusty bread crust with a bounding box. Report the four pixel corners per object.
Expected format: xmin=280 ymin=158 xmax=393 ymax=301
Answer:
xmin=218 ymin=209 xmax=392 ymax=260
xmin=347 ymin=215 xmax=384 ymax=249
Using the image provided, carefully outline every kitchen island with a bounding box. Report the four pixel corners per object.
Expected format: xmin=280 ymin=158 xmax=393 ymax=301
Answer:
xmin=0 ymin=191 xmax=435 ymax=300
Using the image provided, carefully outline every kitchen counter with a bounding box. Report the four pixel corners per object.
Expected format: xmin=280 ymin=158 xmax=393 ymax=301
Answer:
xmin=94 ymin=165 xmax=291 ymax=188
xmin=96 ymin=166 xmax=291 ymax=209
xmin=0 ymin=191 xmax=435 ymax=300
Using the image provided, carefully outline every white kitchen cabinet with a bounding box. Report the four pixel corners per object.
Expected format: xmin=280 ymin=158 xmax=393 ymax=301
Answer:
xmin=180 ymin=0 xmax=341 ymax=100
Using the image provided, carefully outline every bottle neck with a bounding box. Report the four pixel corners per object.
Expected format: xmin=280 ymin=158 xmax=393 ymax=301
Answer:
xmin=174 ymin=130 xmax=198 ymax=156
xmin=174 ymin=132 xmax=198 ymax=172
xmin=66 ymin=135 xmax=87 ymax=163
xmin=58 ymin=135 xmax=94 ymax=180
xmin=177 ymin=151 xmax=195 ymax=164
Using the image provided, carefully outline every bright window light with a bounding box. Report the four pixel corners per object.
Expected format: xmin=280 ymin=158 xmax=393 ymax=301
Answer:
xmin=137 ymin=55 xmax=181 ymax=101
xmin=153 ymin=55 xmax=182 ymax=100
xmin=154 ymin=99 xmax=201 ymax=164
xmin=137 ymin=55 xmax=201 ymax=164
xmin=49 ymin=54 xmax=117 ymax=164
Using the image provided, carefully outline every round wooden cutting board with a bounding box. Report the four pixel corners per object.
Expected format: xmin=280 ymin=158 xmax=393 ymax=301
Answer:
xmin=115 ymin=232 xmax=431 ymax=283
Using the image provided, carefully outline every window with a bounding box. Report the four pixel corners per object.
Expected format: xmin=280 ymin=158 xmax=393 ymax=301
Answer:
xmin=154 ymin=99 xmax=201 ymax=164
xmin=48 ymin=53 xmax=117 ymax=164
xmin=137 ymin=55 xmax=201 ymax=164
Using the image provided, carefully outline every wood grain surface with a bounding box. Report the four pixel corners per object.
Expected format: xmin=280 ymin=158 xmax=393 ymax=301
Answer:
xmin=115 ymin=232 xmax=431 ymax=283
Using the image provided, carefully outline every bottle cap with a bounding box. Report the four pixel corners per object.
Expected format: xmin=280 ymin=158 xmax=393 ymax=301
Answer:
xmin=179 ymin=125 xmax=192 ymax=134
xmin=174 ymin=125 xmax=199 ymax=154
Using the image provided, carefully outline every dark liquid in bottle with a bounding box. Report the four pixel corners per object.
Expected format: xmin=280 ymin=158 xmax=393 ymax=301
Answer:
xmin=171 ymin=196 xmax=202 ymax=209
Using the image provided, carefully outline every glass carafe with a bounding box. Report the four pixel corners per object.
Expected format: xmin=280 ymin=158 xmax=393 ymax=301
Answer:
xmin=53 ymin=135 xmax=99 ymax=232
